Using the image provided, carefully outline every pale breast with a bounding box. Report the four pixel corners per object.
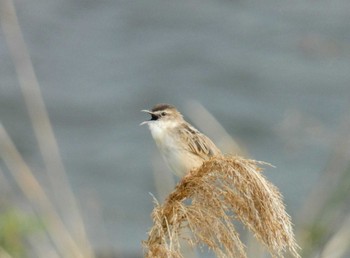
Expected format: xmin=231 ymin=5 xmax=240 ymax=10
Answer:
xmin=161 ymin=145 xmax=204 ymax=177
xmin=148 ymin=122 xmax=204 ymax=177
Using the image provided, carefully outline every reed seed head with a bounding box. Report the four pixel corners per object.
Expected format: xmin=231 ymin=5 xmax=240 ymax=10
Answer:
xmin=143 ymin=156 xmax=300 ymax=258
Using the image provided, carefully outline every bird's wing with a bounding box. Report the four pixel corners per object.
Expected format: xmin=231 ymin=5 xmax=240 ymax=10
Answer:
xmin=178 ymin=123 xmax=221 ymax=160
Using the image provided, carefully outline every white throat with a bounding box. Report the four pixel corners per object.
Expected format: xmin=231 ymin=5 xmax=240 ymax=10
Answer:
xmin=147 ymin=120 xmax=177 ymax=145
xmin=147 ymin=120 xmax=192 ymax=177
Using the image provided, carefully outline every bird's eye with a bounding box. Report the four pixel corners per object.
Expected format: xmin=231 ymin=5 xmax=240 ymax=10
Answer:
xmin=161 ymin=112 xmax=166 ymax=116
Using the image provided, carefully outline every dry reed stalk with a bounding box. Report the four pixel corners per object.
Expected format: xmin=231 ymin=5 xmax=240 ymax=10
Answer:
xmin=185 ymin=101 xmax=243 ymax=155
xmin=0 ymin=124 xmax=84 ymax=258
xmin=0 ymin=0 xmax=93 ymax=256
xmin=143 ymin=156 xmax=300 ymax=258
xmin=320 ymin=213 xmax=350 ymax=258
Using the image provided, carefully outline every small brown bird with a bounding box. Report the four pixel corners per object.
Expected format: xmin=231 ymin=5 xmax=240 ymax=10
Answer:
xmin=141 ymin=104 xmax=221 ymax=177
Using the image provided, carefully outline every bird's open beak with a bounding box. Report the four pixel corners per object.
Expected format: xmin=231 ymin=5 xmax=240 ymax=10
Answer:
xmin=140 ymin=110 xmax=157 ymax=125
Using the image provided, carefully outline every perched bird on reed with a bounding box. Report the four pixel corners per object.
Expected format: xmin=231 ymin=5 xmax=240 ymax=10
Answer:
xmin=141 ymin=103 xmax=221 ymax=177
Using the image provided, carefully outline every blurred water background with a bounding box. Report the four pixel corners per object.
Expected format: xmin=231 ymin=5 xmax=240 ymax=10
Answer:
xmin=1 ymin=0 xmax=350 ymax=257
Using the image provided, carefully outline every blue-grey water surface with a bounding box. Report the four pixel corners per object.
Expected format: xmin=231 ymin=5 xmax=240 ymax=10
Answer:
xmin=1 ymin=0 xmax=350 ymax=256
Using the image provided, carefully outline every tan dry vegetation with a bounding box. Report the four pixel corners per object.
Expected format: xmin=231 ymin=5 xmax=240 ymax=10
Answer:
xmin=143 ymin=156 xmax=300 ymax=258
xmin=0 ymin=1 xmax=93 ymax=256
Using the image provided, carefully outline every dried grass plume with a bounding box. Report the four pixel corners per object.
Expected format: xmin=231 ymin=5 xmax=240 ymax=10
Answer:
xmin=143 ymin=156 xmax=300 ymax=258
